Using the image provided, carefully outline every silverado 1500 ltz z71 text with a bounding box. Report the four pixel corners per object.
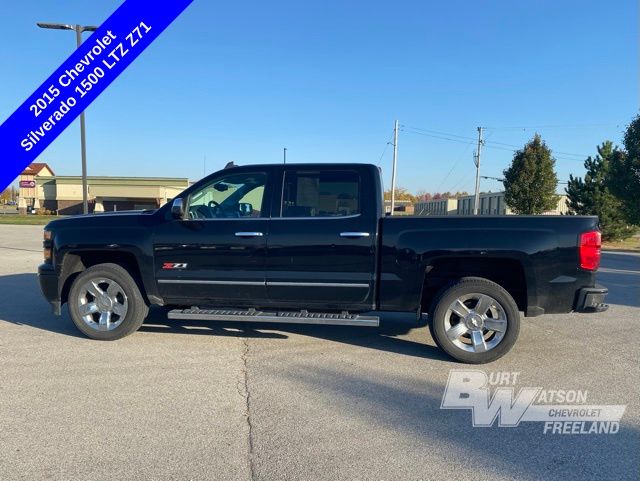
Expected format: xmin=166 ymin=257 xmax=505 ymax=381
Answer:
xmin=38 ymin=163 xmax=608 ymax=363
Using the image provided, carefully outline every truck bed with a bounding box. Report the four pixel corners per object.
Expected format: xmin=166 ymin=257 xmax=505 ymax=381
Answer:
xmin=378 ymin=215 xmax=599 ymax=316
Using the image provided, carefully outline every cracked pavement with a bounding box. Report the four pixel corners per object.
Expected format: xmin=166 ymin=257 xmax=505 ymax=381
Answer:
xmin=239 ymin=336 xmax=257 ymax=481
xmin=0 ymin=225 xmax=638 ymax=481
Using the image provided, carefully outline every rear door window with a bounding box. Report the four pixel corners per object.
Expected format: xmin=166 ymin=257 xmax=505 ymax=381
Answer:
xmin=280 ymin=170 xmax=360 ymax=218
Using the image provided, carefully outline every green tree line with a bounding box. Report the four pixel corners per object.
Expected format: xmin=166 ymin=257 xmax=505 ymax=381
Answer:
xmin=503 ymin=114 xmax=639 ymax=241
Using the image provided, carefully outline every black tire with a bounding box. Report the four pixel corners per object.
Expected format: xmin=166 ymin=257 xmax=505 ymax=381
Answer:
xmin=68 ymin=263 xmax=149 ymax=340
xmin=428 ymin=277 xmax=520 ymax=364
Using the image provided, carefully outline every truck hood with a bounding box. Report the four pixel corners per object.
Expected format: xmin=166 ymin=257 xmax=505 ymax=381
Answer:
xmin=44 ymin=210 xmax=156 ymax=231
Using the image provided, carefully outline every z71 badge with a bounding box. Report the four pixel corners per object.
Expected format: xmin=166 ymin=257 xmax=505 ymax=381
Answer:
xmin=162 ymin=262 xmax=188 ymax=269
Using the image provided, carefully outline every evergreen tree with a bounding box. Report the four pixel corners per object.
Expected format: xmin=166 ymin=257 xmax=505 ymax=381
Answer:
xmin=566 ymin=142 xmax=630 ymax=241
xmin=503 ymin=134 xmax=559 ymax=214
xmin=608 ymin=114 xmax=640 ymax=225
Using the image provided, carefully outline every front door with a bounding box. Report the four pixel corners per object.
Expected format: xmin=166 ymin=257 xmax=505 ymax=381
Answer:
xmin=153 ymin=169 xmax=271 ymax=306
xmin=266 ymin=167 xmax=377 ymax=311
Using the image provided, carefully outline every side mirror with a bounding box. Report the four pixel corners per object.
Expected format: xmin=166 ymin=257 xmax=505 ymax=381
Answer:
xmin=238 ymin=202 xmax=253 ymax=217
xmin=171 ymin=198 xmax=185 ymax=219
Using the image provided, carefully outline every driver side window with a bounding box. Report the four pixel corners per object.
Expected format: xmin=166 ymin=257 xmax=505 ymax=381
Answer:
xmin=187 ymin=172 xmax=267 ymax=219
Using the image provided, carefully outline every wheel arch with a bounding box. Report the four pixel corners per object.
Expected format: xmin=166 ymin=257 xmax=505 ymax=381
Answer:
xmin=420 ymin=256 xmax=528 ymax=314
xmin=59 ymin=250 xmax=148 ymax=306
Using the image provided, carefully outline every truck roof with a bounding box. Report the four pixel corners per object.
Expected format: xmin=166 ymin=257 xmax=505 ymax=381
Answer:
xmin=222 ymin=162 xmax=378 ymax=170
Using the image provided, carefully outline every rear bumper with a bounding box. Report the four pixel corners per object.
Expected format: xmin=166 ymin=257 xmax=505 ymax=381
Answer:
xmin=575 ymin=285 xmax=609 ymax=313
xmin=38 ymin=263 xmax=61 ymax=315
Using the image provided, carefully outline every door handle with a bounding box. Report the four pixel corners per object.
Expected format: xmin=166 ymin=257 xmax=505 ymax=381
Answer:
xmin=340 ymin=232 xmax=371 ymax=238
xmin=235 ymin=232 xmax=264 ymax=237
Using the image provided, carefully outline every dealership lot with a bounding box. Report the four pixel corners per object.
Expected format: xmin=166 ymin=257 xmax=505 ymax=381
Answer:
xmin=0 ymin=224 xmax=638 ymax=481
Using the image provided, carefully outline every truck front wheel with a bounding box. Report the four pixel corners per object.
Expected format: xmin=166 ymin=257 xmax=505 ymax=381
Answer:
xmin=68 ymin=263 xmax=149 ymax=340
xmin=429 ymin=277 xmax=520 ymax=364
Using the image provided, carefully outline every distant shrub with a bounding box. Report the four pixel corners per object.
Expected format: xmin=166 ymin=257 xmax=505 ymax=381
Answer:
xmin=36 ymin=209 xmax=56 ymax=216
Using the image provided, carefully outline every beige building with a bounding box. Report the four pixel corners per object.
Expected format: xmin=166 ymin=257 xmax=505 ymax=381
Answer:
xmin=413 ymin=191 xmax=569 ymax=216
xmin=456 ymin=192 xmax=510 ymax=215
xmin=18 ymin=163 xmax=189 ymax=215
xmin=456 ymin=192 xmax=568 ymax=216
xmin=414 ymin=198 xmax=458 ymax=215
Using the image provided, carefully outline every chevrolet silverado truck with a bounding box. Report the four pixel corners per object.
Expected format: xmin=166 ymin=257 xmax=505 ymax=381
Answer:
xmin=38 ymin=163 xmax=608 ymax=363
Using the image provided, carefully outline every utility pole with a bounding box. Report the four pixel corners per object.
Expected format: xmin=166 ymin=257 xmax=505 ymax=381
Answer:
xmin=390 ymin=120 xmax=399 ymax=215
xmin=283 ymin=147 xmax=287 ymax=164
xmin=473 ymin=126 xmax=484 ymax=215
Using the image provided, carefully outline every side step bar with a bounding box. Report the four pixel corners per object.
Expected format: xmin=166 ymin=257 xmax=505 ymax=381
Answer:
xmin=167 ymin=307 xmax=380 ymax=327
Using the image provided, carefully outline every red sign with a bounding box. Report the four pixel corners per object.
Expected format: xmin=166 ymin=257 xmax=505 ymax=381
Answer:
xmin=19 ymin=180 xmax=36 ymax=188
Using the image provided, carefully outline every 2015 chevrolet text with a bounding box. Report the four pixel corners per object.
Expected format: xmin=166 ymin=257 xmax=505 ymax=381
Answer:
xmin=38 ymin=163 xmax=608 ymax=363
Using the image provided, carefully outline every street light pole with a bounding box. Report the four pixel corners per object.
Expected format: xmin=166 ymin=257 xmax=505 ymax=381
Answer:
xmin=37 ymin=22 xmax=98 ymax=214
xmin=74 ymin=26 xmax=90 ymax=215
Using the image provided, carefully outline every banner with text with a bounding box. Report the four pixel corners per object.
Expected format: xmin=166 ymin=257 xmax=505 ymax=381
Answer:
xmin=0 ymin=0 xmax=193 ymax=190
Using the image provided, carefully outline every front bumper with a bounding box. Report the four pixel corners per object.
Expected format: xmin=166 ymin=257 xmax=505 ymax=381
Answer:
xmin=575 ymin=285 xmax=609 ymax=313
xmin=38 ymin=263 xmax=61 ymax=315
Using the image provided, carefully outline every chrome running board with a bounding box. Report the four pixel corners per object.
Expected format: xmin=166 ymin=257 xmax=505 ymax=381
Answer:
xmin=167 ymin=307 xmax=380 ymax=327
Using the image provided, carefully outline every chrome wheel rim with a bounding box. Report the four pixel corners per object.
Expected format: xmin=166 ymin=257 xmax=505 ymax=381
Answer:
xmin=77 ymin=278 xmax=128 ymax=331
xmin=444 ymin=293 xmax=507 ymax=353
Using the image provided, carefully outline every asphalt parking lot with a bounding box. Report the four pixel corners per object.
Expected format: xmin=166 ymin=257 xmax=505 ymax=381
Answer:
xmin=0 ymin=224 xmax=638 ymax=481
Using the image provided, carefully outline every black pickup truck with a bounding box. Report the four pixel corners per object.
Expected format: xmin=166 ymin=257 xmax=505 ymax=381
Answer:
xmin=38 ymin=163 xmax=607 ymax=363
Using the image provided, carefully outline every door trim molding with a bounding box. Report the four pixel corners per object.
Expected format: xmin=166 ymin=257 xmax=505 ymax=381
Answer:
xmin=270 ymin=213 xmax=362 ymax=221
xmin=268 ymin=281 xmax=369 ymax=288
xmin=158 ymin=279 xmax=266 ymax=286
xmin=158 ymin=279 xmax=369 ymax=288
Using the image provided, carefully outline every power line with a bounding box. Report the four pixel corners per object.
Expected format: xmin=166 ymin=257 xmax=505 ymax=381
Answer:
xmin=400 ymin=128 xmax=583 ymax=193
xmin=434 ymin=141 xmax=474 ymax=193
xmin=402 ymin=125 xmax=477 ymax=141
xmin=400 ymin=128 xmax=476 ymax=146
xmin=482 ymin=175 xmax=569 ymax=185
xmin=481 ymin=143 xmax=586 ymax=161
xmin=394 ymin=123 xmax=593 ymax=196
xmin=482 ymin=139 xmax=587 ymax=158
xmin=400 ymin=127 xmax=480 ymax=193
xmin=484 ymin=123 xmax=622 ymax=130
xmin=401 ymin=125 xmax=590 ymax=159
xmin=451 ymin=127 xmax=493 ymax=199
xmin=376 ymin=129 xmax=396 ymax=166
xmin=448 ymin=171 xmax=476 ymax=195
xmin=377 ymin=141 xmax=390 ymax=166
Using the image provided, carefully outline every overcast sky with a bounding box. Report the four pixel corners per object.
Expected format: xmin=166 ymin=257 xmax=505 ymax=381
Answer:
xmin=1 ymin=0 xmax=637 ymax=194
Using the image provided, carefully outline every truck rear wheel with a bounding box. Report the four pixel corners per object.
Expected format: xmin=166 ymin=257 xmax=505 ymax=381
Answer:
xmin=68 ymin=263 xmax=149 ymax=340
xmin=428 ymin=277 xmax=520 ymax=364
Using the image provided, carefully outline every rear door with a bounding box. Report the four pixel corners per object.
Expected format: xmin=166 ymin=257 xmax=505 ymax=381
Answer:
xmin=266 ymin=166 xmax=378 ymax=311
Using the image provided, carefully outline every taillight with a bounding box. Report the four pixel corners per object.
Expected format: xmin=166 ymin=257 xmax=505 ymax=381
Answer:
xmin=579 ymin=231 xmax=601 ymax=271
